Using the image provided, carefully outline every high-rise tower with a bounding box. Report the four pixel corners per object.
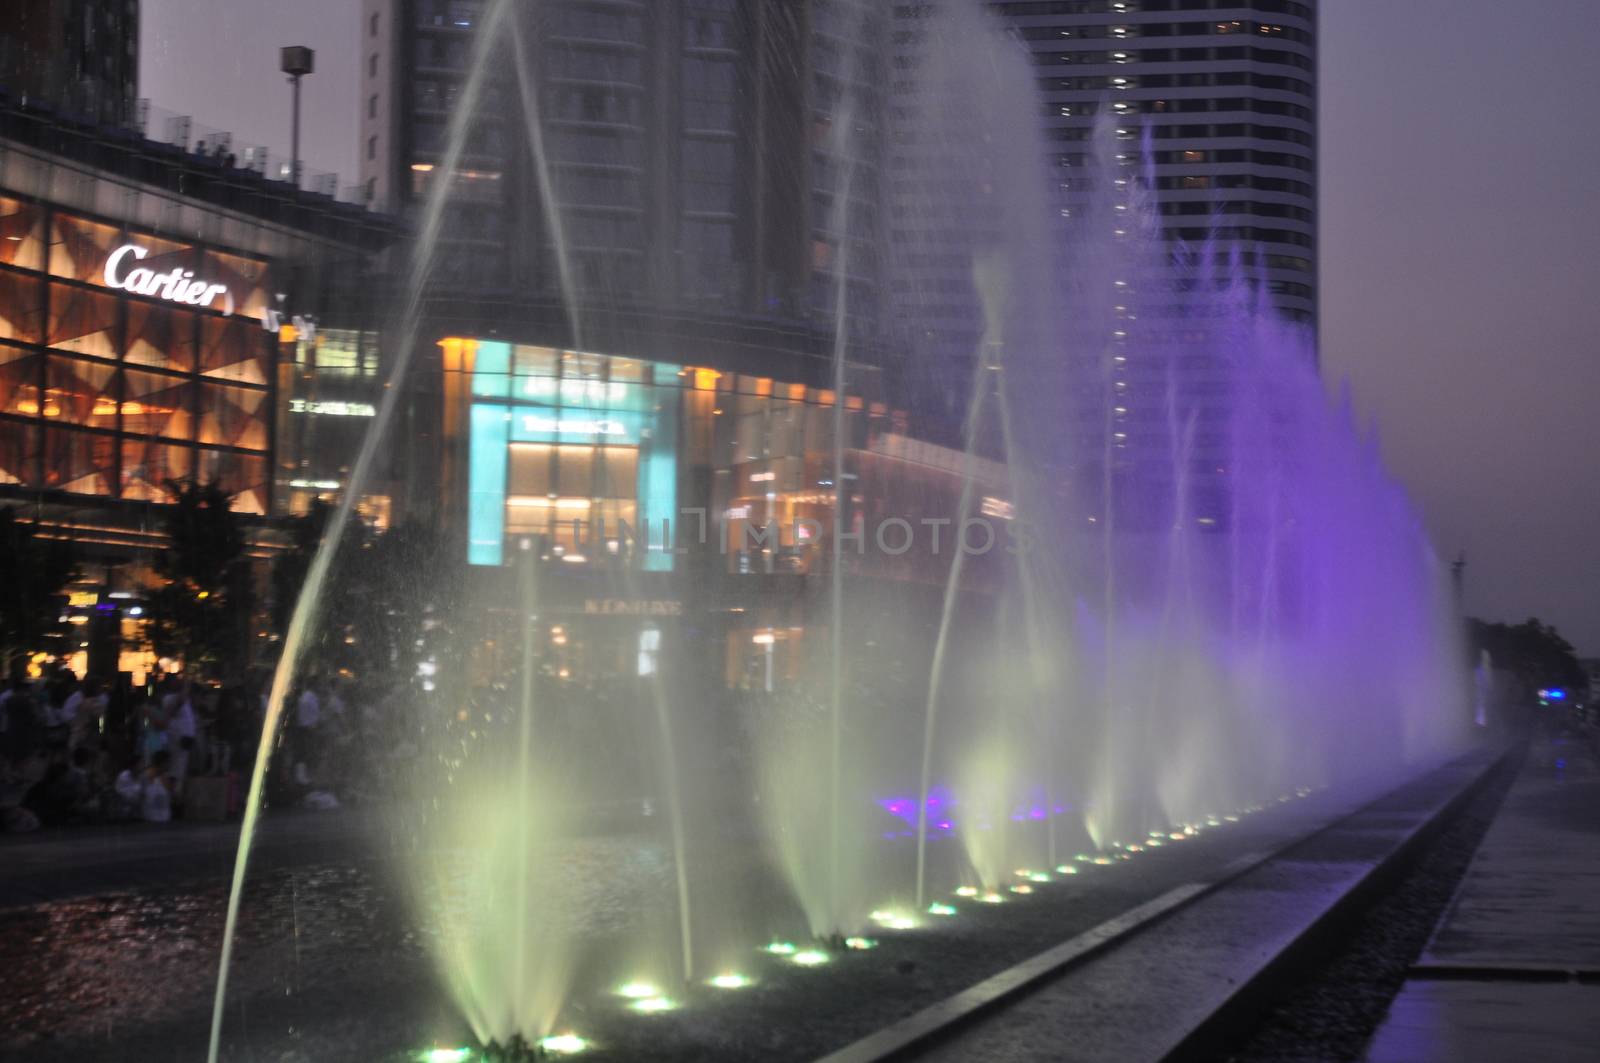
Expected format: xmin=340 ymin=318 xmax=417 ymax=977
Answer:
xmin=0 ymin=0 xmax=140 ymax=127
xmin=995 ymin=0 xmax=1316 ymax=327
xmin=358 ymin=0 xmax=883 ymax=338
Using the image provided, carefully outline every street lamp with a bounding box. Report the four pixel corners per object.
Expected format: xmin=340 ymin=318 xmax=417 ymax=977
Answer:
xmin=280 ymin=46 xmax=315 ymax=188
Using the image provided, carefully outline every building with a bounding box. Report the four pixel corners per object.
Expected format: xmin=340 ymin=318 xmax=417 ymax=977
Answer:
xmin=358 ymin=0 xmax=884 ymax=334
xmin=0 ymin=0 xmax=140 ymax=128
xmin=437 ymin=336 xmax=1009 ymax=710
xmin=0 ymin=92 xmax=394 ymax=679
xmin=995 ymin=0 xmax=1316 ymax=327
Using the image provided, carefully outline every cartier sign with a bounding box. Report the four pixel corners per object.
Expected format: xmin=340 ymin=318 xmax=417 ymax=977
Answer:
xmin=103 ymin=244 xmax=234 ymax=315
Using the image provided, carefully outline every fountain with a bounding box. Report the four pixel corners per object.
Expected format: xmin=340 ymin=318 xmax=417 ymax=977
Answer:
xmin=199 ymin=0 xmax=1470 ymax=1058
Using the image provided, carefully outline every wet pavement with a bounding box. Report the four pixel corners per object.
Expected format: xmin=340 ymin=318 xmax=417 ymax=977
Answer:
xmin=1364 ymin=728 xmax=1600 ymax=1063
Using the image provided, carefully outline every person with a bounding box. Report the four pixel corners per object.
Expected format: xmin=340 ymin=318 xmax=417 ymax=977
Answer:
xmin=59 ymin=679 xmax=84 ymax=730
xmin=101 ymin=674 xmax=134 ymax=770
xmin=113 ymin=750 xmax=171 ymax=823
xmin=68 ymin=678 xmax=106 ymax=754
xmin=292 ymin=679 xmax=321 ymax=784
xmin=165 ymin=680 xmax=197 ymax=798
xmin=25 ymin=748 xmax=95 ymax=826
xmin=0 ymin=676 xmax=39 ymax=764
xmin=140 ymin=689 xmax=171 ymax=766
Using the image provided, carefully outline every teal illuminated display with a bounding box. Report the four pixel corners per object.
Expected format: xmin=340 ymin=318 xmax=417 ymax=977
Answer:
xmin=465 ymin=342 xmax=677 ymax=570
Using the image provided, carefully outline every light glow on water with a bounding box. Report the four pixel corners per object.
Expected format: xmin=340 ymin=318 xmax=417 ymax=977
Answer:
xmin=1009 ymin=884 xmax=1034 ymax=894
xmin=418 ymin=1049 xmax=473 ymax=1063
xmin=844 ymin=937 xmax=878 ymax=950
xmin=539 ymin=1034 xmax=590 ymax=1055
xmin=870 ymin=909 xmax=919 ymax=930
xmin=1055 ymin=865 xmax=1079 ymax=875
xmin=979 ymin=892 xmax=1005 ymax=904
xmin=792 ymin=949 xmax=830 ymax=966
xmin=709 ymin=973 xmax=753 ymax=989
xmin=955 ymin=886 xmax=979 ymax=897
xmin=764 ymin=941 xmax=797 ymax=955
xmin=629 ymin=996 xmax=678 ymax=1013
xmin=928 ymin=902 xmax=958 ymax=916
xmin=616 ymin=981 xmax=661 ymax=999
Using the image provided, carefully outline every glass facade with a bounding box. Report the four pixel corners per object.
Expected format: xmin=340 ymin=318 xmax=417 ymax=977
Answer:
xmin=447 ymin=335 xmax=1010 ymax=699
xmin=0 ymin=194 xmax=274 ymax=512
xmin=457 ymin=340 xmax=680 ymax=569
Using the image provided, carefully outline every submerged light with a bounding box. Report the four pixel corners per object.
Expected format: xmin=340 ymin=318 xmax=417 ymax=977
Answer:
xmin=1029 ymin=872 xmax=1051 ymax=883
xmin=709 ymin=973 xmax=752 ymax=990
xmin=792 ymin=949 xmax=830 ymax=966
xmin=955 ymin=886 xmax=979 ymax=897
xmin=538 ymin=1034 xmax=589 ymax=1055
xmin=629 ymin=996 xmax=678 ymax=1013
xmin=928 ymin=902 xmax=958 ymax=916
xmin=979 ymin=892 xmax=1005 ymax=904
xmin=844 ymin=937 xmax=878 ymax=950
xmin=764 ymin=941 xmax=798 ymax=956
xmin=870 ymin=909 xmax=918 ymax=930
xmin=616 ymin=981 xmax=660 ymax=1000
xmin=419 ymin=1050 xmax=473 ymax=1063
xmin=1055 ymin=865 xmax=1079 ymax=875
xmin=1009 ymin=884 xmax=1034 ymax=895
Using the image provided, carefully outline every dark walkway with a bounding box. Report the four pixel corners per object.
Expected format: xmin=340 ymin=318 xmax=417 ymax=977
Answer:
xmin=1364 ymin=726 xmax=1600 ymax=1063
xmin=0 ymin=807 xmax=383 ymax=907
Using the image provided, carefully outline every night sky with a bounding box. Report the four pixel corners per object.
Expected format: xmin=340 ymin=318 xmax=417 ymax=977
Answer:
xmin=139 ymin=0 xmax=1600 ymax=654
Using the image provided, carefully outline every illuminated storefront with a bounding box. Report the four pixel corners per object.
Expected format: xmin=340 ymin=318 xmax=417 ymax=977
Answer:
xmin=446 ymin=338 xmax=680 ymax=570
xmin=441 ymin=335 xmax=1008 ymax=697
xmin=0 ymin=107 xmax=395 ymax=678
xmin=0 ymin=196 xmax=277 ymax=511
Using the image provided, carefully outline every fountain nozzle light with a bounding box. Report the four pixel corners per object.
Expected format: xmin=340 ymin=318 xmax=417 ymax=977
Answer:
xmin=477 ymin=1033 xmax=589 ymax=1059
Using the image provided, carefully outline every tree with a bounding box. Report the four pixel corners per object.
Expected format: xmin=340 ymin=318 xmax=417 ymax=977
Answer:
xmin=268 ymin=510 xmax=459 ymax=685
xmin=1467 ymin=616 xmax=1584 ymax=696
xmin=0 ymin=507 xmax=77 ymax=676
xmin=146 ymin=480 xmax=253 ymax=677
xmin=269 ymin=498 xmax=333 ymax=637
xmin=340 ymin=519 xmax=460 ymax=681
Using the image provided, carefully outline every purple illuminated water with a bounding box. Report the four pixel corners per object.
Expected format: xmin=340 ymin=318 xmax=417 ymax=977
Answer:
xmin=200 ymin=0 xmax=1470 ymax=1051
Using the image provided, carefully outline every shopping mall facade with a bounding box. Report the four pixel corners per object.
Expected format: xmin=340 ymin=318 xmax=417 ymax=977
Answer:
xmin=0 ymin=97 xmax=392 ymax=679
xmin=427 ymin=335 xmax=1008 ymax=702
xmin=0 ymin=98 xmax=1008 ymax=696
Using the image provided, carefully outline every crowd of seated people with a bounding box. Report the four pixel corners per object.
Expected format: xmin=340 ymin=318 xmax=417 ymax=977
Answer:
xmin=0 ymin=667 xmax=406 ymax=834
xmin=0 ymin=669 xmax=260 ymax=832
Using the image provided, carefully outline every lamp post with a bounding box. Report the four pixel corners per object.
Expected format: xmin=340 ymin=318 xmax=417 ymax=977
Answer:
xmin=280 ymin=46 xmax=315 ymax=187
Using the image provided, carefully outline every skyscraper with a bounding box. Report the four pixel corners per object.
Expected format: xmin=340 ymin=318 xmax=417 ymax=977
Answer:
xmin=0 ymin=0 xmax=140 ymax=127
xmin=358 ymin=0 xmax=883 ymax=337
xmin=995 ymin=0 xmax=1316 ymax=327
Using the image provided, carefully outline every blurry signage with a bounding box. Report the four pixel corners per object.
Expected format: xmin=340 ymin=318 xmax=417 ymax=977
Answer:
xmin=103 ymin=244 xmax=234 ymax=314
xmin=520 ymin=377 xmax=629 ymax=404
xmin=290 ymin=399 xmax=377 ymax=417
xmin=263 ymin=297 xmax=317 ymax=340
xmin=583 ymin=599 xmax=682 ymax=617
xmin=522 ymin=414 xmax=626 ymax=437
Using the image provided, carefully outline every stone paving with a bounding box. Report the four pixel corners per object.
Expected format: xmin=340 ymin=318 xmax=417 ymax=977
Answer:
xmin=1364 ymin=726 xmax=1600 ymax=1063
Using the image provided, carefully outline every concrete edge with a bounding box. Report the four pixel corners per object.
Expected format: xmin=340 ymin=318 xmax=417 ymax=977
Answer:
xmin=812 ymin=747 xmax=1511 ymax=1063
xmin=1155 ymin=742 xmax=1521 ymax=1062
